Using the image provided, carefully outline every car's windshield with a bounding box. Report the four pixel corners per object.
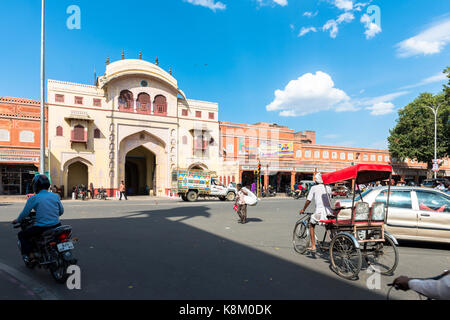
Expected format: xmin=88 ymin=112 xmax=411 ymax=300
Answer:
xmin=354 ymin=189 xmax=372 ymax=201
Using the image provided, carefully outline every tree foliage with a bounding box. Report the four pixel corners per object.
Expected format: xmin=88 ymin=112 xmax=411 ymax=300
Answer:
xmin=388 ymin=69 xmax=450 ymax=167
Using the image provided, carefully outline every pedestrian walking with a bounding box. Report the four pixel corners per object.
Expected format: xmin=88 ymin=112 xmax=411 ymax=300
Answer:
xmin=119 ymin=180 xmax=128 ymax=200
xmin=251 ymin=182 xmax=256 ymax=194
xmin=234 ymin=183 xmax=248 ymax=224
xmin=89 ymin=183 xmax=95 ymax=199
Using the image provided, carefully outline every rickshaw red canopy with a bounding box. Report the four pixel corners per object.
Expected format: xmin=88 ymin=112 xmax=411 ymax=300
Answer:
xmin=322 ymin=164 xmax=392 ymax=185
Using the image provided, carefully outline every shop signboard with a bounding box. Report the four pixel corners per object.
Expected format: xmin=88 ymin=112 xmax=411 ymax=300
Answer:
xmin=238 ymin=137 xmax=247 ymax=155
xmin=278 ymin=142 xmax=293 ymax=157
xmin=259 ymin=141 xmax=278 ymax=158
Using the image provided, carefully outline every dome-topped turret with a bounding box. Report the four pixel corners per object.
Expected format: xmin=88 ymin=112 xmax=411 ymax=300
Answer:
xmin=98 ymin=58 xmax=186 ymax=99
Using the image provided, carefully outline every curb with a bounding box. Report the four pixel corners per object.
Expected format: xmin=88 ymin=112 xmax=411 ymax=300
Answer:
xmin=0 ymin=260 xmax=59 ymax=300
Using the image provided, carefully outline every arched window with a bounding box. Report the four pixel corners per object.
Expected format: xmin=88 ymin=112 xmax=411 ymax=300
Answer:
xmin=119 ymin=90 xmax=134 ymax=110
xmin=73 ymin=124 xmax=85 ymax=141
xmin=94 ymin=128 xmax=101 ymax=139
xmin=136 ymin=93 xmax=151 ymax=113
xmin=56 ymin=126 xmax=63 ymax=137
xmin=153 ymin=95 xmax=167 ymax=115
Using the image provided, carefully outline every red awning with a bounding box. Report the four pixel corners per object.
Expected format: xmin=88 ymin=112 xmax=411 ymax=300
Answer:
xmin=322 ymin=164 xmax=392 ymax=185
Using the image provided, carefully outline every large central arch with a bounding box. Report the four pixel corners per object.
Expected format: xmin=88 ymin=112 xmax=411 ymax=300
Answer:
xmin=125 ymin=146 xmax=156 ymax=195
xmin=118 ymin=131 xmax=167 ymax=196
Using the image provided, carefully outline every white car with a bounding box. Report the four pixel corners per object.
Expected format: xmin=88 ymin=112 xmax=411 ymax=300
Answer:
xmin=335 ymin=186 xmax=450 ymax=244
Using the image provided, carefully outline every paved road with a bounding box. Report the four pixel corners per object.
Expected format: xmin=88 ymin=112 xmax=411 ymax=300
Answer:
xmin=0 ymin=198 xmax=448 ymax=300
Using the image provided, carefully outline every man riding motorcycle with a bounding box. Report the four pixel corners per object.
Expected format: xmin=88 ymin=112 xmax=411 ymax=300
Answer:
xmin=12 ymin=174 xmax=64 ymax=263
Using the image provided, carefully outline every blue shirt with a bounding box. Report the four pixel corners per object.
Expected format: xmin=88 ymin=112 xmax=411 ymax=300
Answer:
xmin=17 ymin=190 xmax=64 ymax=227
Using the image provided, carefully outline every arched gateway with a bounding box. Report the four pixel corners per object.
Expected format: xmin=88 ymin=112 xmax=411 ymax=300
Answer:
xmin=118 ymin=131 xmax=167 ymax=196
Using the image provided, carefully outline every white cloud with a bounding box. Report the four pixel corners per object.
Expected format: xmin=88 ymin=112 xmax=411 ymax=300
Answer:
xmin=323 ymin=19 xmax=339 ymax=38
xmin=361 ymin=13 xmax=381 ymax=39
xmin=298 ymin=26 xmax=317 ymax=37
xmin=273 ymin=0 xmax=288 ymax=6
xmin=334 ymin=0 xmax=353 ymax=11
xmin=303 ymin=11 xmax=318 ymax=18
xmin=400 ymin=72 xmax=447 ymax=89
xmin=366 ymin=102 xmax=395 ymax=115
xmin=266 ymin=71 xmax=351 ymax=117
xmin=184 ymin=0 xmax=226 ymax=11
xmin=354 ymin=2 xmax=371 ymax=11
xmin=360 ymin=91 xmax=409 ymax=106
xmin=337 ymin=12 xmax=355 ymax=24
xmin=359 ymin=91 xmax=409 ymax=116
xmin=256 ymin=0 xmax=288 ymax=7
xmin=396 ymin=18 xmax=450 ymax=57
xmin=323 ymin=13 xmax=354 ymax=38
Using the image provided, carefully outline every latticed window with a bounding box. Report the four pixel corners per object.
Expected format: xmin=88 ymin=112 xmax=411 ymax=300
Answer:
xmin=56 ymin=126 xmax=63 ymax=137
xmin=195 ymin=111 xmax=201 ymax=118
xmin=182 ymin=109 xmax=188 ymax=116
xmin=73 ymin=125 xmax=85 ymax=141
xmin=75 ymin=96 xmax=83 ymax=105
xmin=55 ymin=94 xmax=64 ymax=103
xmin=153 ymin=95 xmax=167 ymax=115
xmin=119 ymin=90 xmax=134 ymax=110
xmin=208 ymin=112 xmax=214 ymax=120
xmin=137 ymin=93 xmax=151 ymax=113
xmin=93 ymin=99 xmax=102 ymax=107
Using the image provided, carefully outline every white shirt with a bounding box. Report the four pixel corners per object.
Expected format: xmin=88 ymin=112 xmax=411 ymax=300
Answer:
xmin=409 ymin=274 xmax=450 ymax=300
xmin=307 ymin=184 xmax=333 ymax=221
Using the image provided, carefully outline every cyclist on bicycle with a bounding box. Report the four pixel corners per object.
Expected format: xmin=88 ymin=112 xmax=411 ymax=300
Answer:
xmin=299 ymin=172 xmax=333 ymax=252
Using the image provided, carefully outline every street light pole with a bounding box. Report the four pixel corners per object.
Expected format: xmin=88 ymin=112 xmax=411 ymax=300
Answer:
xmin=40 ymin=0 xmax=46 ymax=175
xmin=426 ymin=102 xmax=443 ymax=179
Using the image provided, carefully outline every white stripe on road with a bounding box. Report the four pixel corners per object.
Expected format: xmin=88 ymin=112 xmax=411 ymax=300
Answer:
xmin=0 ymin=260 xmax=59 ymax=300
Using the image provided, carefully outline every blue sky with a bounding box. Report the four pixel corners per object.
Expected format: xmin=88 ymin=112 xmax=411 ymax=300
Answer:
xmin=0 ymin=0 xmax=449 ymax=149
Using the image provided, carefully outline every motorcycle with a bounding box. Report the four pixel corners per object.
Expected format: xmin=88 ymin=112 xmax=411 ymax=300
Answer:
xmin=293 ymin=188 xmax=308 ymax=199
xmin=96 ymin=189 xmax=107 ymax=200
xmin=13 ymin=211 xmax=78 ymax=284
xmin=77 ymin=188 xmax=88 ymax=200
xmin=262 ymin=187 xmax=276 ymax=198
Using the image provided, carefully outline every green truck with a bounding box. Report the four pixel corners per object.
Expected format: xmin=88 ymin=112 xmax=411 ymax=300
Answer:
xmin=172 ymin=169 xmax=236 ymax=202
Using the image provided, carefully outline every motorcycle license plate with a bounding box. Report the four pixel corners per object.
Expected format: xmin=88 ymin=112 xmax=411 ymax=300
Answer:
xmin=57 ymin=241 xmax=74 ymax=252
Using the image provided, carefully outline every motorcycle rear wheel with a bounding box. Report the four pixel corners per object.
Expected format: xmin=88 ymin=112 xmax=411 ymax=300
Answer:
xmin=50 ymin=258 xmax=70 ymax=284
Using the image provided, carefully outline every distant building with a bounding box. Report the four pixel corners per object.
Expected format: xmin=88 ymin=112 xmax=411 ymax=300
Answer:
xmin=47 ymin=57 xmax=220 ymax=197
xmin=218 ymin=121 xmax=450 ymax=191
xmin=1 ymin=57 xmax=449 ymax=197
xmin=0 ymin=97 xmax=47 ymax=195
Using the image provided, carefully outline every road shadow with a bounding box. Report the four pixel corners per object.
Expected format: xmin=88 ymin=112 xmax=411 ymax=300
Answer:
xmin=0 ymin=203 xmax=12 ymax=207
xmin=244 ymin=218 xmax=263 ymax=223
xmin=1 ymin=205 xmax=384 ymax=300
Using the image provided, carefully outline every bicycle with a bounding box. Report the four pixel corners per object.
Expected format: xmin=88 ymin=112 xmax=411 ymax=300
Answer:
xmin=293 ymin=208 xmax=398 ymax=280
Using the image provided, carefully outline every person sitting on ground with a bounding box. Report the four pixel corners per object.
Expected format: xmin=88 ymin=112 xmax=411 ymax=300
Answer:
xmin=299 ymin=172 xmax=333 ymax=252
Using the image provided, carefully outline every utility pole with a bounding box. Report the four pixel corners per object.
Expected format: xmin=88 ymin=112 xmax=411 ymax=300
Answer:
xmin=426 ymin=102 xmax=444 ymax=179
xmin=40 ymin=0 xmax=46 ymax=174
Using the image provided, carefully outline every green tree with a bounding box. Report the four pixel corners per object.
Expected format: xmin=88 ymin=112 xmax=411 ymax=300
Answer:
xmin=388 ymin=91 xmax=449 ymax=174
xmin=444 ymin=67 xmax=450 ymax=100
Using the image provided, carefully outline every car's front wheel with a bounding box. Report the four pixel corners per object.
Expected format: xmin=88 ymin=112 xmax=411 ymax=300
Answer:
xmin=226 ymin=192 xmax=236 ymax=201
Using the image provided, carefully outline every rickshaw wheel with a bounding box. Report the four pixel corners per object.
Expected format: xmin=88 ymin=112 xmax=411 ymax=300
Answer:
xmin=330 ymin=233 xmax=362 ymax=280
xmin=292 ymin=221 xmax=310 ymax=254
xmin=364 ymin=233 xmax=398 ymax=276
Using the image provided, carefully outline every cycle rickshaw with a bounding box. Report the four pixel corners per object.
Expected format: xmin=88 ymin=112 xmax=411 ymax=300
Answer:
xmin=292 ymin=164 xmax=399 ymax=280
